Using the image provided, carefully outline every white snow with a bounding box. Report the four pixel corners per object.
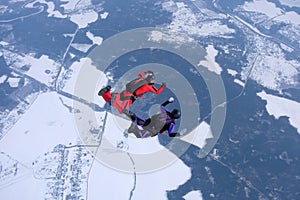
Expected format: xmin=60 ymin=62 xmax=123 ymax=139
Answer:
xmin=7 ymin=77 xmax=20 ymax=88
xmin=61 ymin=0 xmax=85 ymax=11
xmin=180 ymin=121 xmax=213 ymax=149
xmin=70 ymin=10 xmax=99 ymax=29
xmin=26 ymin=55 xmax=60 ymax=86
xmin=279 ymin=0 xmax=300 ymax=8
xmin=133 ymin=159 xmax=191 ymax=200
xmin=244 ymin=0 xmax=282 ymax=18
xmin=88 ymin=151 xmax=191 ymax=200
xmin=258 ymin=90 xmax=300 ymax=134
xmin=176 ymin=2 xmax=186 ymax=8
xmin=71 ymin=43 xmax=92 ymax=53
xmin=69 ymin=52 xmax=76 ymax=59
xmin=232 ymin=15 xmax=271 ymax=38
xmin=58 ymin=57 xmax=108 ymax=106
xmin=87 ymin=160 xmax=134 ymax=200
xmin=0 ymin=5 xmax=8 ymax=13
xmin=183 ymin=190 xmax=203 ymax=200
xmin=11 ymin=72 xmax=19 ymax=77
xmin=234 ymin=79 xmax=245 ymax=87
xmin=0 ymin=174 xmax=46 ymax=200
xmin=192 ymin=20 xmax=235 ymax=37
xmin=0 ymin=41 xmax=9 ymax=46
xmin=242 ymin=0 xmax=300 ymax=26
xmin=60 ymin=0 xmax=101 ymax=28
xmin=0 ymin=91 xmax=96 ymax=199
xmin=161 ymin=0 xmax=177 ymax=12
xmin=86 ymin=31 xmax=103 ymax=45
xmin=276 ymin=11 xmax=300 ymax=26
xmin=248 ymin=54 xmax=299 ymax=90
xmin=148 ymin=30 xmax=195 ymax=45
xmin=0 ymin=92 xmax=79 ymax=166
xmin=0 ymin=153 xmax=31 ymax=189
xmin=163 ymin=1 xmax=235 ymax=38
xmin=0 ymin=75 xmax=7 ymax=83
xmin=227 ymin=68 xmax=238 ymax=76
xmin=0 ymin=90 xmax=39 ymax=138
xmin=63 ymin=33 xmax=74 ymax=38
xmin=100 ymin=12 xmax=109 ymax=19
xmin=241 ymin=34 xmax=300 ymax=92
xmin=198 ymin=45 xmax=222 ymax=75
xmin=3 ymin=51 xmax=61 ymax=87
xmin=35 ymin=0 xmax=66 ymax=18
xmin=280 ymin=43 xmax=294 ymax=52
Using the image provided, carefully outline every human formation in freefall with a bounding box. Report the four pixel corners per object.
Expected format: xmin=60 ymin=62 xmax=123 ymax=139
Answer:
xmin=98 ymin=70 xmax=181 ymax=138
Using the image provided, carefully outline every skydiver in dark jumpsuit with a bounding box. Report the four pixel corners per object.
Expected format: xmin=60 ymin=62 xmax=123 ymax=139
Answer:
xmin=127 ymin=97 xmax=181 ymax=138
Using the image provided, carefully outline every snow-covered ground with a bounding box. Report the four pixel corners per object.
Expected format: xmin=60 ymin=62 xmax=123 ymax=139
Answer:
xmin=183 ymin=190 xmax=203 ymax=200
xmin=162 ymin=1 xmax=235 ymax=38
xmin=0 ymin=87 xmax=40 ymax=139
xmin=227 ymin=69 xmax=238 ymax=77
xmin=243 ymin=0 xmax=283 ymax=18
xmin=31 ymin=0 xmax=67 ymax=18
xmin=0 ymin=92 xmax=80 ymax=199
xmin=60 ymin=0 xmax=101 ymax=29
xmin=232 ymin=15 xmax=271 ymax=38
xmin=88 ymin=151 xmax=192 ymax=200
xmin=7 ymin=77 xmax=20 ymax=88
xmin=27 ymin=0 xmax=103 ymax=29
xmin=100 ymin=12 xmax=109 ymax=19
xmin=234 ymin=79 xmax=245 ymax=87
xmin=258 ymin=90 xmax=300 ymax=134
xmin=3 ymin=51 xmax=61 ymax=87
xmin=0 ymin=75 xmax=8 ymax=84
xmin=249 ymin=53 xmax=299 ymax=91
xmin=242 ymin=0 xmax=300 ymax=26
xmin=279 ymin=0 xmax=300 ymax=8
xmin=57 ymin=57 xmax=108 ymax=107
xmin=70 ymin=11 xmax=99 ymax=29
xmin=180 ymin=121 xmax=213 ymax=150
xmin=240 ymin=34 xmax=300 ymax=92
xmin=71 ymin=43 xmax=93 ymax=53
xmin=86 ymin=31 xmax=103 ymax=45
xmin=0 ymin=92 xmax=79 ymax=165
xmin=1 ymin=173 xmax=47 ymax=200
xmin=198 ymin=45 xmax=222 ymax=75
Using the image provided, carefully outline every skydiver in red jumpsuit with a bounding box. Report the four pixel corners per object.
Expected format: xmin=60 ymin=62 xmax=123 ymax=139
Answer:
xmin=98 ymin=71 xmax=165 ymax=115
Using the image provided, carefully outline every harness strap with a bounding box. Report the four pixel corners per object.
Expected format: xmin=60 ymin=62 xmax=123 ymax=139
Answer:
xmin=120 ymin=91 xmax=137 ymax=102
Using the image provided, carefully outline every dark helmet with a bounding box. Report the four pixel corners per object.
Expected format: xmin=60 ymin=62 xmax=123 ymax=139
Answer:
xmin=145 ymin=71 xmax=155 ymax=82
xmin=171 ymin=109 xmax=181 ymax=119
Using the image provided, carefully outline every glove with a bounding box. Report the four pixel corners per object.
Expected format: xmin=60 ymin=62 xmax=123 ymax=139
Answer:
xmin=168 ymin=97 xmax=174 ymax=103
xmin=162 ymin=82 xmax=166 ymax=87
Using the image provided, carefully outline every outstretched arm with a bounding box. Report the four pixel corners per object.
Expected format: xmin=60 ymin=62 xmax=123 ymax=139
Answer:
xmin=146 ymin=83 xmax=165 ymax=95
xmin=161 ymin=97 xmax=174 ymax=112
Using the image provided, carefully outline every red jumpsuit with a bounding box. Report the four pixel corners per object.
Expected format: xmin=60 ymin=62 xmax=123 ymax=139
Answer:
xmin=101 ymin=72 xmax=165 ymax=114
